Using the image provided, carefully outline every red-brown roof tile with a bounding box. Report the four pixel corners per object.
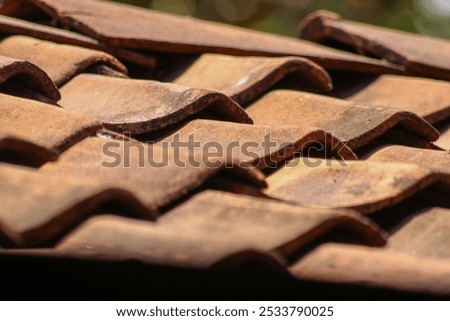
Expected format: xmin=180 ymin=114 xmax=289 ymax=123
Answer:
xmin=300 ymin=10 xmax=450 ymax=81
xmin=54 ymin=190 xmax=384 ymax=269
xmin=0 ymin=93 xmax=101 ymax=166
xmin=167 ymin=54 xmax=332 ymax=105
xmin=246 ymin=90 xmax=439 ymax=150
xmin=265 ymin=159 xmax=450 ymax=214
xmin=0 ymin=163 xmax=153 ymax=247
xmin=436 ymin=123 xmax=450 ymax=150
xmin=0 ymin=35 xmax=127 ymax=86
xmin=59 ymin=74 xmax=252 ymax=134
xmin=365 ymin=145 xmax=450 ymax=175
xmin=0 ymin=53 xmax=60 ymax=101
xmin=155 ymin=119 xmax=356 ymax=169
xmin=0 ymin=14 xmax=157 ymax=69
xmin=40 ymin=137 xmax=266 ymax=210
xmin=0 ymin=0 xmax=449 ymax=300
xmin=388 ymin=207 xmax=450 ymax=260
xmin=332 ymin=74 xmax=450 ymax=124
xmin=29 ymin=0 xmax=401 ymax=74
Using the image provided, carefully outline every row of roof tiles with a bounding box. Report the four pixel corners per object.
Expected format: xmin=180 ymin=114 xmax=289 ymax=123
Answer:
xmin=0 ymin=0 xmax=449 ymax=299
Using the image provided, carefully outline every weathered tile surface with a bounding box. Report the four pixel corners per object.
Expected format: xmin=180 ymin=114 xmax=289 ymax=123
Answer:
xmin=388 ymin=207 xmax=450 ymax=260
xmin=60 ymin=74 xmax=252 ymax=134
xmin=28 ymin=0 xmax=400 ymax=74
xmin=0 ymin=93 xmax=101 ymax=165
xmin=0 ymin=54 xmax=60 ymax=101
xmin=366 ymin=145 xmax=450 ymax=175
xmin=55 ymin=190 xmax=385 ymax=269
xmin=40 ymin=137 xmax=266 ymax=210
xmin=1 ymin=0 xmax=450 ymax=299
xmin=0 ymin=14 xmax=157 ymax=68
xmin=155 ymin=119 xmax=356 ymax=169
xmin=247 ymin=90 xmax=439 ymax=150
xmin=300 ymin=10 xmax=450 ymax=81
xmin=332 ymin=74 xmax=450 ymax=124
xmin=0 ymin=164 xmax=153 ymax=247
xmin=0 ymin=36 xmax=127 ymax=86
xmin=290 ymin=243 xmax=450 ymax=295
xmin=265 ymin=159 xmax=450 ymax=214
xmin=168 ymin=54 xmax=332 ymax=105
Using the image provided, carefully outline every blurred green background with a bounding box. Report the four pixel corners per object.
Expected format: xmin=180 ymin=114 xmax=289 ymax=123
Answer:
xmin=108 ymin=0 xmax=450 ymax=39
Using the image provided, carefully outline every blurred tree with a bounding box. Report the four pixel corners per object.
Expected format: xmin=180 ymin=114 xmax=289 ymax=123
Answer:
xmin=108 ymin=0 xmax=450 ymax=38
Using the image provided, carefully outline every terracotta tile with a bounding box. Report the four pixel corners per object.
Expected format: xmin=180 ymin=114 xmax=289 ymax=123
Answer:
xmin=300 ymin=11 xmax=450 ymax=81
xmin=366 ymin=145 xmax=450 ymax=175
xmin=40 ymin=136 xmax=266 ymax=210
xmin=436 ymin=122 xmax=450 ymax=150
xmin=55 ymin=214 xmax=285 ymax=270
xmin=29 ymin=0 xmax=401 ymax=74
xmin=155 ymin=119 xmax=356 ymax=170
xmin=265 ymin=159 xmax=450 ymax=214
xmin=387 ymin=207 xmax=450 ymax=260
xmin=332 ymin=74 xmax=450 ymax=124
xmin=0 ymin=35 xmax=127 ymax=86
xmin=0 ymin=53 xmax=60 ymax=101
xmin=59 ymin=74 xmax=252 ymax=134
xmin=290 ymin=243 xmax=450 ymax=295
xmin=0 ymin=164 xmax=153 ymax=247
xmin=160 ymin=190 xmax=387 ymax=253
xmin=0 ymin=15 xmax=157 ymax=69
xmin=167 ymin=54 xmax=332 ymax=105
xmin=56 ymin=189 xmax=386 ymax=269
xmin=246 ymin=90 xmax=439 ymax=150
xmin=0 ymin=93 xmax=101 ymax=165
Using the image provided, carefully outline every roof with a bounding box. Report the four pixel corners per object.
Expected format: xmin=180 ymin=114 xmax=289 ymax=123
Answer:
xmin=0 ymin=0 xmax=450 ymax=300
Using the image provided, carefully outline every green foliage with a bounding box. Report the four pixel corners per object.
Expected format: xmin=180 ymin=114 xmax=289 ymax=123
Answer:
xmin=108 ymin=0 xmax=450 ymax=38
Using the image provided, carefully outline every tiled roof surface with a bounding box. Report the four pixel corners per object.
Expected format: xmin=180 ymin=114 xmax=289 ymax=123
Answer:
xmin=0 ymin=0 xmax=449 ymax=300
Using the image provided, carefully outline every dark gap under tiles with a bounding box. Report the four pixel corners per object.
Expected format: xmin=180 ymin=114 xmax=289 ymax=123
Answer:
xmin=435 ymin=118 xmax=450 ymax=135
xmin=368 ymin=184 xmax=450 ymax=235
xmin=0 ymin=148 xmax=51 ymax=167
xmin=122 ymin=57 xmax=158 ymax=80
xmin=327 ymin=70 xmax=380 ymax=99
xmin=2 ymin=196 xmax=156 ymax=250
xmin=3 ymin=0 xmax=52 ymax=22
xmin=0 ymin=77 xmax=59 ymax=104
xmin=155 ymin=53 xmax=200 ymax=83
xmin=278 ymin=224 xmax=381 ymax=267
xmin=315 ymin=37 xmax=381 ymax=59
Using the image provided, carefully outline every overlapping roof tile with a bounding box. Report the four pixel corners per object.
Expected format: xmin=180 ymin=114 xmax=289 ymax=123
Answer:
xmin=300 ymin=10 xmax=450 ymax=81
xmin=155 ymin=119 xmax=356 ymax=169
xmin=165 ymin=54 xmax=332 ymax=105
xmin=0 ymin=163 xmax=152 ymax=247
xmin=40 ymin=136 xmax=266 ymax=210
xmin=0 ymin=93 xmax=101 ymax=166
xmin=365 ymin=145 xmax=450 ymax=175
xmin=0 ymin=35 xmax=127 ymax=86
xmin=0 ymin=53 xmax=60 ymax=101
xmin=0 ymin=14 xmax=157 ymax=68
xmin=436 ymin=123 xmax=450 ymax=150
xmin=265 ymin=159 xmax=450 ymax=214
xmin=59 ymin=74 xmax=252 ymax=134
xmin=54 ymin=191 xmax=385 ymax=269
xmin=246 ymin=90 xmax=439 ymax=150
xmin=332 ymin=74 xmax=450 ymax=124
xmin=55 ymin=214 xmax=280 ymax=270
xmin=28 ymin=0 xmax=401 ymax=74
xmin=0 ymin=0 xmax=449 ymax=300
xmin=388 ymin=207 xmax=450 ymax=260
xmin=290 ymin=243 xmax=450 ymax=296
